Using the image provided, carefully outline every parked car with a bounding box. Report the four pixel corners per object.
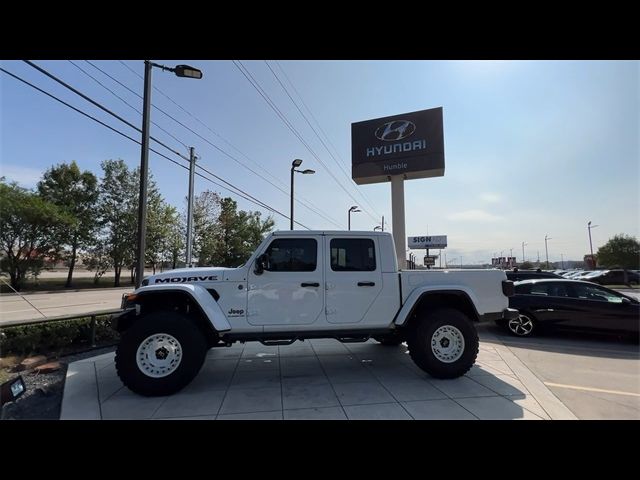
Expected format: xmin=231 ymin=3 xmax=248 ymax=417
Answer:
xmin=506 ymin=270 xmax=563 ymax=281
xmin=588 ymin=269 xmax=639 ymax=286
xmin=498 ymin=279 xmax=639 ymax=337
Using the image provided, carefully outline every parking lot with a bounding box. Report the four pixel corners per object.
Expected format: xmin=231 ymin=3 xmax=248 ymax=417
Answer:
xmin=486 ymin=323 xmax=640 ymax=419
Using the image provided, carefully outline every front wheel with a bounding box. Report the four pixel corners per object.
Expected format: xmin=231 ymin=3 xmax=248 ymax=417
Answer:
xmin=115 ymin=311 xmax=208 ymax=396
xmin=407 ymin=308 xmax=479 ymax=379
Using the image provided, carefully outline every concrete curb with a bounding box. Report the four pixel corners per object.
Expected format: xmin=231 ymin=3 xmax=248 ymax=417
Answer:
xmin=481 ymin=332 xmax=578 ymax=420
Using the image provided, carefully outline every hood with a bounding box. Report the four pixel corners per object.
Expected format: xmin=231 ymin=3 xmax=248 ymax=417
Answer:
xmin=144 ymin=267 xmax=234 ymax=285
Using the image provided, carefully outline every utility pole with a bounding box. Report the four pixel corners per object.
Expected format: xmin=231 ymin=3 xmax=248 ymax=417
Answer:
xmin=522 ymin=241 xmax=527 ymax=264
xmin=537 ymin=250 xmax=540 ymax=263
xmin=185 ymin=147 xmax=196 ymax=268
xmin=561 ymin=253 xmax=564 ymax=269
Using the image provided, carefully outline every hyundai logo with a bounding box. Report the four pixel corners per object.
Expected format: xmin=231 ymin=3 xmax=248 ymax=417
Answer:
xmin=375 ymin=120 xmax=416 ymax=141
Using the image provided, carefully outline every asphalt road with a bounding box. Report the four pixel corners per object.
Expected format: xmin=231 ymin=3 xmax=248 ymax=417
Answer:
xmin=0 ymin=287 xmax=131 ymax=324
xmin=482 ymin=323 xmax=640 ymax=419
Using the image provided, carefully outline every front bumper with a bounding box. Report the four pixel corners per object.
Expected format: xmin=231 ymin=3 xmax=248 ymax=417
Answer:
xmin=480 ymin=308 xmax=519 ymax=323
xmin=111 ymin=307 xmax=136 ymax=332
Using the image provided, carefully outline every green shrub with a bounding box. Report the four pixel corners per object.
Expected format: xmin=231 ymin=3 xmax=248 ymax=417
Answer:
xmin=0 ymin=315 xmax=119 ymax=356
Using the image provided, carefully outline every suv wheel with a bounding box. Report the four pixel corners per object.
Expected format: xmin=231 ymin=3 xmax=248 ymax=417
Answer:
xmin=407 ymin=308 xmax=479 ymax=379
xmin=115 ymin=311 xmax=207 ymax=396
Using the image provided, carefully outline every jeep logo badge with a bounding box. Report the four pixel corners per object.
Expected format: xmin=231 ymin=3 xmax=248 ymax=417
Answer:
xmin=227 ymin=308 xmax=245 ymax=317
xmin=375 ymin=120 xmax=416 ymax=141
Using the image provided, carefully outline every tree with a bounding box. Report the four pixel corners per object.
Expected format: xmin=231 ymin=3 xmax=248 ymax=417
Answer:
xmin=0 ymin=180 xmax=72 ymax=290
xmin=82 ymin=241 xmax=111 ymax=284
xmin=597 ymin=234 xmax=640 ymax=270
xmin=192 ymin=190 xmax=221 ymax=266
xmin=162 ymin=207 xmax=184 ymax=270
xmin=192 ymin=191 xmax=275 ymax=267
xmin=142 ymin=178 xmax=167 ymax=274
xmin=520 ymin=261 xmax=534 ymax=270
xmin=99 ymin=159 xmax=138 ymax=287
xmin=205 ymin=196 xmax=275 ymax=267
xmin=37 ymin=161 xmax=99 ymax=287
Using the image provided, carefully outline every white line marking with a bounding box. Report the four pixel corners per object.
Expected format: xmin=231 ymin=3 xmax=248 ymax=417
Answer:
xmin=544 ymin=382 xmax=640 ymax=397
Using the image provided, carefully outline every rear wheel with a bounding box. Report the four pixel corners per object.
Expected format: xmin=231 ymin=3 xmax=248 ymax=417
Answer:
xmin=407 ymin=308 xmax=479 ymax=379
xmin=115 ymin=311 xmax=208 ymax=396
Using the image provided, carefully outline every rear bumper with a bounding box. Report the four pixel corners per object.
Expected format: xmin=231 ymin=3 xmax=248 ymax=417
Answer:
xmin=480 ymin=308 xmax=519 ymax=323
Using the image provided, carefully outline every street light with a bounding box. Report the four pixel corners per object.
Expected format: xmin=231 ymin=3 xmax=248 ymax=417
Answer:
xmin=544 ymin=234 xmax=552 ymax=267
xmin=522 ymin=241 xmax=527 ymax=264
xmin=588 ymin=221 xmax=599 ymax=258
xmin=136 ymin=60 xmax=202 ymax=288
xmin=290 ymin=159 xmax=315 ymax=230
xmin=348 ymin=205 xmax=361 ymax=230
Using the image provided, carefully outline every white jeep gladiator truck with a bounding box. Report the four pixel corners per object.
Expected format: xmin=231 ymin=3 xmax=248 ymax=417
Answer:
xmin=114 ymin=231 xmax=517 ymax=396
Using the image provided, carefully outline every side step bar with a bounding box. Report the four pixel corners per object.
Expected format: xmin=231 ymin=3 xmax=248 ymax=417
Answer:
xmin=259 ymin=339 xmax=297 ymax=346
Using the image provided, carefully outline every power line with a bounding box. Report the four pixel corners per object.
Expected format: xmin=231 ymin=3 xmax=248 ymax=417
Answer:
xmin=233 ymin=60 xmax=378 ymax=226
xmin=1 ymin=67 xmax=310 ymax=229
xmin=23 ymin=60 xmax=189 ymax=162
xmin=68 ymin=60 xmax=189 ymax=149
xmin=273 ymin=60 xmax=383 ymax=220
xmin=113 ymin=60 xmax=342 ymax=228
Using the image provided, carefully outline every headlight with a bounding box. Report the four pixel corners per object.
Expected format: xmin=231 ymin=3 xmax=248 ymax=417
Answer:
xmin=141 ymin=278 xmax=149 ymax=286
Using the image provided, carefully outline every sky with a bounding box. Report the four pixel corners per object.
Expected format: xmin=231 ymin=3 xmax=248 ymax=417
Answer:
xmin=1 ymin=60 xmax=638 ymax=266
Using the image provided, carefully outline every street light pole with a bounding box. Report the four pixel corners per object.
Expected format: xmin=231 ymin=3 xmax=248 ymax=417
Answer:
xmin=561 ymin=253 xmax=564 ymax=269
xmin=290 ymin=159 xmax=314 ymax=230
xmin=290 ymin=162 xmax=296 ymax=230
xmin=135 ymin=60 xmax=153 ymax=289
xmin=522 ymin=241 xmax=527 ymax=264
xmin=348 ymin=206 xmax=361 ymax=231
xmin=135 ymin=61 xmax=202 ymax=289
xmin=588 ymin=221 xmax=599 ymax=258
xmin=545 ymin=234 xmax=552 ymax=266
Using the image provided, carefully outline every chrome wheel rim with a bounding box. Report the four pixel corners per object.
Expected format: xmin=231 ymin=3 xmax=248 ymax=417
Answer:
xmin=508 ymin=315 xmax=534 ymax=336
xmin=136 ymin=333 xmax=182 ymax=378
xmin=431 ymin=325 xmax=465 ymax=363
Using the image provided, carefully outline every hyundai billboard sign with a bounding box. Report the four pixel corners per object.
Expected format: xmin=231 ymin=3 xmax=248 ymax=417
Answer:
xmin=352 ymin=107 xmax=445 ymax=185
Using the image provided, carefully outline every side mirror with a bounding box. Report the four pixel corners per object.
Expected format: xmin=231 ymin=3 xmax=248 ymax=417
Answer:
xmin=254 ymin=253 xmax=269 ymax=275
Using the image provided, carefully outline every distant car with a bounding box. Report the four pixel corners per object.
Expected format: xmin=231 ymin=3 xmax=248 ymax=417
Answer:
xmin=506 ymin=271 xmax=563 ymax=282
xmin=499 ymin=279 xmax=639 ymax=337
xmin=588 ymin=269 xmax=639 ymax=286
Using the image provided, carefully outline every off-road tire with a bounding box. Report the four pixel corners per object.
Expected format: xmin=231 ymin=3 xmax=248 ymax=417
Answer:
xmin=407 ymin=308 xmax=479 ymax=379
xmin=115 ymin=311 xmax=207 ymax=396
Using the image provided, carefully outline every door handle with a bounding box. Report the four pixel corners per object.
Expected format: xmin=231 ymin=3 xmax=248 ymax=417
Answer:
xmin=358 ymin=281 xmax=375 ymax=287
xmin=301 ymin=282 xmax=320 ymax=287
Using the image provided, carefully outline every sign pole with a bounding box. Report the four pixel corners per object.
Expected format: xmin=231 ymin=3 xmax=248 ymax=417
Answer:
xmin=391 ymin=175 xmax=406 ymax=270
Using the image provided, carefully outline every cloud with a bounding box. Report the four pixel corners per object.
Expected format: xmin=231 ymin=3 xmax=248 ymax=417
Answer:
xmin=447 ymin=209 xmax=504 ymax=222
xmin=480 ymin=192 xmax=501 ymax=203
xmin=0 ymin=164 xmax=43 ymax=188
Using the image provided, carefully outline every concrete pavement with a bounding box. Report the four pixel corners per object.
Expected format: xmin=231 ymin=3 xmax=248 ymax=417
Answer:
xmin=61 ymin=334 xmax=576 ymax=420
